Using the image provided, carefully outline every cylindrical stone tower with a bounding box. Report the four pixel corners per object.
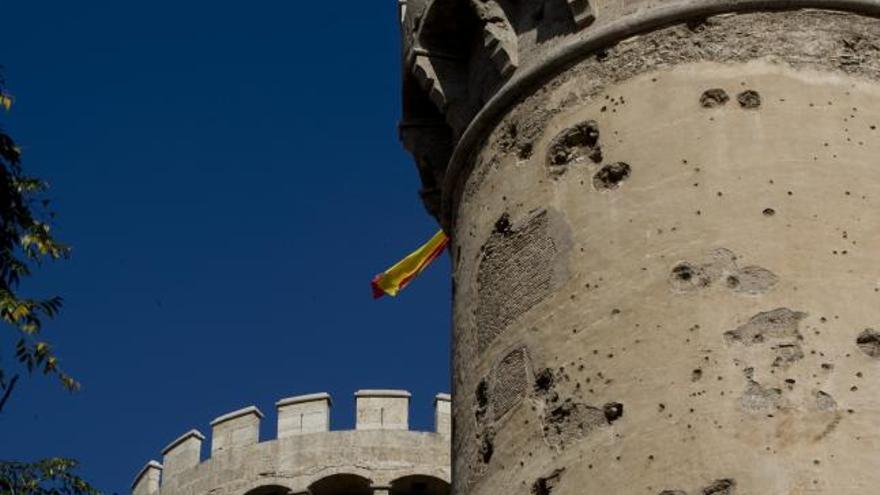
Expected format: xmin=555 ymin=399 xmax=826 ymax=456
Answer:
xmin=399 ymin=1 xmax=880 ymax=493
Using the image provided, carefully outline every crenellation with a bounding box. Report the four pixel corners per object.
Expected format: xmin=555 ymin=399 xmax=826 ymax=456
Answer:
xmin=566 ymin=0 xmax=596 ymax=28
xmin=131 ymin=460 xmax=162 ymax=495
xmin=133 ymin=391 xmax=450 ymax=495
xmin=209 ymin=405 xmax=263 ymax=455
xmin=160 ymin=429 xmax=204 ymax=480
xmin=276 ymin=392 xmax=331 ymax=437
xmin=411 ymin=53 xmax=451 ymax=112
xmin=434 ymin=393 xmax=451 ymax=437
xmin=355 ymin=389 xmax=411 ymax=430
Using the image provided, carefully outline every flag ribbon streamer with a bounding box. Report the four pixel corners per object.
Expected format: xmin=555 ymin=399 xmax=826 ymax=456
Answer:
xmin=371 ymin=230 xmax=448 ymax=299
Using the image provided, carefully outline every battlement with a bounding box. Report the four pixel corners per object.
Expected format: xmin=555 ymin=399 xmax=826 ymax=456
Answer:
xmin=132 ymin=390 xmax=451 ymax=495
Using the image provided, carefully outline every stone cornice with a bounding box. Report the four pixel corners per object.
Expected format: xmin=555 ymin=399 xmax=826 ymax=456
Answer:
xmin=442 ymin=0 xmax=880 ymax=229
xmin=209 ymin=405 xmax=264 ymax=427
xmin=398 ymin=0 xmax=880 ymax=229
xmin=276 ymin=392 xmax=332 ymax=407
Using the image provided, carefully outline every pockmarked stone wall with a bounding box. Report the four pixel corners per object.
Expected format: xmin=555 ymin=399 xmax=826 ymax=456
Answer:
xmin=130 ymin=391 xmax=450 ymax=495
xmin=399 ymin=1 xmax=880 ymax=494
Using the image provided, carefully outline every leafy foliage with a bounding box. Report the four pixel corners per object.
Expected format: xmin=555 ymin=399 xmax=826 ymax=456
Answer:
xmin=0 ymin=72 xmax=100 ymax=495
xmin=0 ymin=458 xmax=99 ymax=495
xmin=0 ymin=72 xmax=75 ymax=413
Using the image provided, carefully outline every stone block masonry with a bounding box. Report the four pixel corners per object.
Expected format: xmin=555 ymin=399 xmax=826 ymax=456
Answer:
xmin=131 ymin=390 xmax=450 ymax=495
xmin=399 ymin=1 xmax=880 ymax=494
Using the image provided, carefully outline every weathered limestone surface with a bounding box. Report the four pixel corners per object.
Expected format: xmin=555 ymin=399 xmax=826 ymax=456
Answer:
xmin=356 ymin=390 xmax=412 ymax=430
xmin=131 ymin=391 xmax=450 ymax=495
xmin=276 ymin=393 xmax=331 ymax=437
xmin=399 ymin=2 xmax=880 ymax=494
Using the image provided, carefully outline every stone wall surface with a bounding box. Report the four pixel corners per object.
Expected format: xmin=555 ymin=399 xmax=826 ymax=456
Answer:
xmin=130 ymin=391 xmax=450 ymax=495
xmin=399 ymin=2 xmax=880 ymax=494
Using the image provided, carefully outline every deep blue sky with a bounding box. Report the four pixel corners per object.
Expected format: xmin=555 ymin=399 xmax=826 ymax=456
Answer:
xmin=0 ymin=2 xmax=450 ymax=493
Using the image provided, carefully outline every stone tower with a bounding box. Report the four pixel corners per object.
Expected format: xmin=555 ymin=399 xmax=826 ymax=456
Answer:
xmin=399 ymin=1 xmax=880 ymax=493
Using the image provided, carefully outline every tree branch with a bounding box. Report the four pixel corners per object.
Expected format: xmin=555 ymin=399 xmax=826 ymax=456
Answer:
xmin=0 ymin=373 xmax=19 ymax=413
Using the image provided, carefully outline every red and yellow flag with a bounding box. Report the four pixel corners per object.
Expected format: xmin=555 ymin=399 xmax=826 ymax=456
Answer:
xmin=372 ymin=230 xmax=448 ymax=298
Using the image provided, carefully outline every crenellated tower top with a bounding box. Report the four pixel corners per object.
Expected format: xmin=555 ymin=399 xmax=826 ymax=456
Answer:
xmin=132 ymin=390 xmax=450 ymax=495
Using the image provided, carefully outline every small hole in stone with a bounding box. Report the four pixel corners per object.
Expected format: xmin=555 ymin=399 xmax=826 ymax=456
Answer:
xmin=856 ymin=329 xmax=880 ymax=357
xmin=534 ymin=368 xmax=555 ymax=392
xmin=494 ymin=213 xmax=512 ymax=235
xmin=738 ymin=90 xmax=762 ymax=109
xmin=763 ymin=208 xmax=776 ymax=217
xmin=480 ymin=429 xmax=495 ymax=463
xmin=593 ymin=162 xmax=631 ymax=190
xmin=700 ymin=88 xmax=729 ymax=108
xmin=475 ymin=380 xmax=489 ymax=412
xmin=603 ymin=402 xmax=624 ymax=423
xmin=672 ymin=264 xmax=694 ymax=281
xmin=546 ymin=121 xmax=602 ymax=174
